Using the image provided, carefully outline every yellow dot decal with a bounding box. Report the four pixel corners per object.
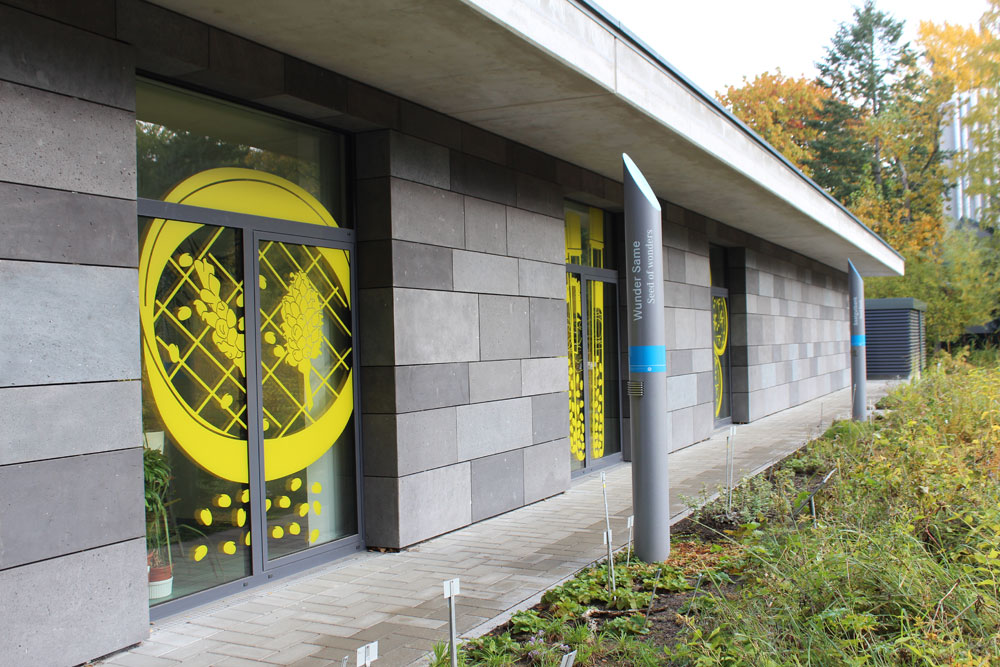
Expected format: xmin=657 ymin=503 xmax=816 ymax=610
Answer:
xmin=236 ymin=292 xmax=244 ymax=308
xmin=195 ymin=508 xmax=213 ymax=526
xmin=271 ymin=526 xmax=284 ymax=539
xmin=309 ymin=529 xmax=320 ymax=544
xmin=178 ymin=253 xmax=193 ymax=267
xmin=264 ymin=331 xmax=276 ymax=345
xmin=265 ymin=498 xmax=272 ymax=511
xmin=288 ymin=477 xmax=302 ymax=492
xmin=273 ymin=345 xmax=285 ymax=357
xmin=288 ymin=522 xmax=301 ymax=535
xmin=259 ymin=274 xmax=267 ymax=289
xmin=312 ymin=501 xmax=322 ymax=515
xmin=277 ymin=495 xmax=291 ymax=509
xmin=232 ymin=507 xmax=247 ymax=527
xmin=192 ymin=544 xmax=208 ymax=561
xmin=241 ymin=489 xmax=249 ymax=503
xmin=296 ymin=503 xmax=309 ymax=517
xmin=166 ymin=343 xmax=180 ymax=363
xmin=219 ymin=393 xmax=233 ymax=410
xmin=213 ymin=494 xmax=232 ymax=508
xmin=311 ymin=482 xmax=322 ymax=494
xmin=244 ymin=531 xmax=251 ymax=546
xmin=220 ymin=541 xmax=237 ymax=555
xmin=262 ymin=418 xmax=270 ymax=432
xmin=176 ymin=306 xmax=192 ymax=321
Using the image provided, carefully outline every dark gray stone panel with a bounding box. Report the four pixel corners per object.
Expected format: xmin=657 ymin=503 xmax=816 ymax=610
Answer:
xmin=358 ymin=288 xmax=394 ymax=366
xmin=400 ymin=102 xmax=462 ymax=150
xmin=1 ymin=82 xmax=135 ymax=199
xmin=0 ymin=448 xmax=143 ymax=569
xmin=5 ymin=0 xmax=116 ymax=37
xmin=118 ymin=0 xmax=210 ymax=77
xmin=356 ymin=132 xmax=390 ymax=181
xmin=282 ymin=56 xmax=349 ymax=115
xmin=361 ymin=414 xmax=398 ymax=477
xmin=0 ymin=4 xmax=133 ymax=109
xmin=392 ymin=241 xmax=453 ymax=290
xmin=356 ymin=177 xmax=392 ymax=242
xmin=506 ymin=208 xmax=563 ymax=263
xmin=515 ymin=173 xmax=563 ymax=219
xmin=395 ymin=363 xmax=469 ymax=413
xmin=451 ymin=153 xmax=517 ymax=206
xmin=363 ymin=476 xmax=399 ymax=547
xmin=508 ymin=144 xmax=556 ymax=182
xmin=464 ymin=197 xmax=507 ymax=255
xmin=390 ymin=132 xmax=450 ymax=189
xmin=358 ymin=240 xmax=392 ymax=289
xmin=523 ymin=438 xmax=569 ymax=504
xmin=360 ymin=365 xmax=395 ymax=414
xmin=471 ymin=451 xmax=524 ymax=522
xmin=468 ymin=360 xmax=521 ymax=403
xmin=461 ymin=125 xmax=507 ymax=164
xmin=479 ymin=295 xmax=529 ymax=361
xmin=531 ymin=392 xmax=569 ymax=444
xmin=347 ymin=81 xmax=400 ymax=129
xmin=395 ymin=407 xmax=459 ymax=476
xmin=0 ymin=381 xmax=140 ymax=466
xmin=0 ymin=261 xmax=138 ymax=386
xmin=181 ymin=28 xmax=284 ymax=101
xmin=0 ymin=538 xmax=148 ymax=666
xmin=529 ymin=297 xmax=568 ymax=358
xmin=394 ymin=289 xmax=479 ymax=365
xmin=0 ymin=183 xmax=137 ymax=267
xmin=390 ymin=178 xmax=465 ymax=248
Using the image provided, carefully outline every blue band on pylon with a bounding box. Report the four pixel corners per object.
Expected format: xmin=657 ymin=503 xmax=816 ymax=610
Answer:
xmin=629 ymin=345 xmax=666 ymax=373
xmin=851 ymin=334 xmax=866 ymax=347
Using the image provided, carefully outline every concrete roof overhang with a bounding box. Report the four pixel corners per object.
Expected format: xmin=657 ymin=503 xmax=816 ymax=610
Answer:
xmin=151 ymin=0 xmax=904 ymax=276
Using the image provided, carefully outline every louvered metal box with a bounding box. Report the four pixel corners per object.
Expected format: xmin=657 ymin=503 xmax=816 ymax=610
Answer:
xmin=865 ymin=298 xmax=927 ymax=379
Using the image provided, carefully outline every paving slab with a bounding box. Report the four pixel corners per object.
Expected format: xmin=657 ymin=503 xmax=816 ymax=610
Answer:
xmin=100 ymin=381 xmax=895 ymax=666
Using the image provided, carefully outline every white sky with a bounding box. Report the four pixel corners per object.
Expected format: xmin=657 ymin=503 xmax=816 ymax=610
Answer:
xmin=596 ymin=0 xmax=989 ymax=97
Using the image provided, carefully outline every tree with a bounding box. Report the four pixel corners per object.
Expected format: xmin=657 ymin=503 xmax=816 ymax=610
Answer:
xmin=804 ymin=97 xmax=872 ymax=203
xmin=717 ymin=71 xmax=831 ymax=176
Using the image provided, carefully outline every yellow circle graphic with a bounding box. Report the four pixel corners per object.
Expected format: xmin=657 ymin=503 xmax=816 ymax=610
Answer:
xmin=712 ymin=296 xmax=729 ymax=356
xmin=713 ymin=354 xmax=724 ymax=418
xmin=139 ymin=168 xmax=354 ymax=483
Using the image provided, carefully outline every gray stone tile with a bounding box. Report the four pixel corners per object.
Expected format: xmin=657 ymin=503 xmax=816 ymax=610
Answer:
xmin=0 ymin=381 xmax=140 ymax=466
xmin=0 ymin=183 xmax=137 ymax=267
xmin=456 ymin=398 xmax=532 ymax=460
xmin=471 ymin=451 xmax=524 ymax=522
xmin=1 ymin=82 xmax=135 ymax=199
xmin=181 ymin=28 xmax=284 ymax=101
xmin=389 ymin=131 xmax=450 ymax=189
xmin=393 ymin=289 xmax=479 ymax=365
xmin=400 ymin=102 xmax=462 ymax=150
xmin=478 ymin=295 xmax=529 ymax=361
xmin=395 ymin=363 xmax=469 ymax=413
xmin=118 ymin=0 xmax=210 ymax=77
xmin=464 ymin=197 xmax=507 ymax=255
xmin=397 ymin=463 xmax=472 ymax=546
xmin=521 ymin=357 xmax=569 ymax=396
xmin=358 ymin=288 xmax=395 ymax=366
xmin=390 ymin=179 xmax=464 ymax=248
xmin=506 ymin=208 xmax=563 ymax=264
xmin=529 ymin=298 xmax=568 ymax=357
xmin=1 ymin=538 xmax=148 ymax=666
xmin=0 ymin=260 xmax=138 ymax=386
xmin=461 ymin=125 xmax=507 ymax=165
xmin=391 ymin=241 xmax=453 ymax=290
xmin=0 ymin=4 xmax=133 ymax=109
xmin=453 ymin=250 xmax=518 ymax=295
xmin=515 ymin=173 xmax=563 ymax=218
xmin=451 ymin=153 xmax=516 ymax=206
xmin=468 ymin=360 xmax=522 ymax=404
xmin=530 ymin=392 xmax=569 ymax=444
xmin=517 ymin=259 xmax=565 ymax=299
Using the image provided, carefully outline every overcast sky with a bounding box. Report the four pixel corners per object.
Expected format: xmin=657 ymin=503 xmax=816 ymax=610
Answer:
xmin=596 ymin=0 xmax=988 ymax=97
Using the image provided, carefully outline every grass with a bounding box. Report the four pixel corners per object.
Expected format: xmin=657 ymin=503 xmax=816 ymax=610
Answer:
xmin=432 ymin=349 xmax=1000 ymax=665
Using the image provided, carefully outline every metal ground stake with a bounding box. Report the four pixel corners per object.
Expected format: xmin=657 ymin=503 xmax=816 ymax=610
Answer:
xmin=443 ymin=578 xmax=460 ymax=667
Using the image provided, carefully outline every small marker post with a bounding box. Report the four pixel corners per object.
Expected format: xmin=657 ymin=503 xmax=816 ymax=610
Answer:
xmin=603 ymin=529 xmax=616 ymax=592
xmin=356 ymin=641 xmax=378 ymax=667
xmin=443 ymin=578 xmax=461 ymax=667
xmin=559 ymin=649 xmax=578 ymax=667
xmin=626 ymin=515 xmax=634 ymax=565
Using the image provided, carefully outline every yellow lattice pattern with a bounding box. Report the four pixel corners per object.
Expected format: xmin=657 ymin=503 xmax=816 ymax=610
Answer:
xmin=588 ymin=281 xmax=605 ymax=459
xmin=712 ymin=296 xmax=729 ymax=418
xmin=567 ymin=274 xmax=586 ymax=462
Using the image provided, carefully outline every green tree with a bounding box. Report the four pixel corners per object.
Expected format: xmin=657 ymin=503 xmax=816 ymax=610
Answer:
xmin=804 ymin=97 xmax=872 ymax=203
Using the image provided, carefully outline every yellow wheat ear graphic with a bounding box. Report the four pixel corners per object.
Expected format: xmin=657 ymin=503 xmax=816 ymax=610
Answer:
xmin=278 ymin=272 xmax=324 ymax=410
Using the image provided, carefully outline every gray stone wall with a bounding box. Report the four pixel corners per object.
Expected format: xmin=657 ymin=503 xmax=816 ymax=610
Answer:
xmin=0 ymin=2 xmax=148 ymax=664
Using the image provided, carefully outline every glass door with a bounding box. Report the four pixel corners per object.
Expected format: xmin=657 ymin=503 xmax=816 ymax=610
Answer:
xmin=567 ymin=271 xmax=622 ymax=473
xmin=710 ymin=246 xmax=732 ymax=425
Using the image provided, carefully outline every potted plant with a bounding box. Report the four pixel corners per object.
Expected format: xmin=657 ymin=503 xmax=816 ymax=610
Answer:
xmin=144 ymin=446 xmax=174 ymax=600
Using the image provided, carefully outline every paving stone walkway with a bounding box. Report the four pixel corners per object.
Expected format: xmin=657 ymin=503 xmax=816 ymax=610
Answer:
xmin=101 ymin=381 xmax=895 ymax=667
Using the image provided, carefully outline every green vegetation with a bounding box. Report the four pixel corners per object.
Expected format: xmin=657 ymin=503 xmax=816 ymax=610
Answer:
xmin=433 ymin=352 xmax=1000 ymax=665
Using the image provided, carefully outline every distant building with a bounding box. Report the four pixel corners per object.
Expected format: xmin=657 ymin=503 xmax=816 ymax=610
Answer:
xmin=943 ymin=92 xmax=985 ymax=225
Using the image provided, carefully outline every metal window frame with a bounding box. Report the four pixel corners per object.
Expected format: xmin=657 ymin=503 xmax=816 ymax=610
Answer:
xmin=138 ymin=197 xmax=365 ymax=621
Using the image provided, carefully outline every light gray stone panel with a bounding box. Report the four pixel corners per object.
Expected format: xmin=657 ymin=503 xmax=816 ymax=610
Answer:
xmin=0 ymin=448 xmax=143 ymax=569
xmin=362 ymin=476 xmax=399 ymax=547
xmin=453 ymin=250 xmax=518 ymax=295
xmin=531 ymin=392 xmax=570 ymax=444
xmin=0 ymin=4 xmax=133 ymax=109
xmin=521 ymin=357 xmax=569 ymax=396
xmin=506 ymin=208 xmax=564 ymax=263
xmin=358 ymin=288 xmax=394 ymax=366
xmin=395 ymin=363 xmax=469 ymax=413
xmin=670 ymin=406 xmax=695 ymax=450
xmin=390 ymin=178 xmax=465 ymax=248
xmin=392 ymin=240 xmax=453 ymax=290
xmin=471 ymin=450 xmax=524 ymax=522
xmin=395 ymin=407 xmax=459 ymax=476
xmin=686 ymin=253 xmax=710 ymax=286
xmin=696 ymin=371 xmax=715 ymax=405
xmin=666 ymin=247 xmax=686 ymax=283
xmin=518 ymin=259 xmax=565 ymax=299
xmin=469 ymin=360 xmax=521 ymax=403
xmin=667 ymin=349 xmax=693 ymax=376
xmin=390 ymin=132 xmax=450 ymax=189
xmin=397 ymin=463 xmax=472 ymax=546
xmin=479 ymin=295 xmax=529 ymax=361
xmin=0 ymin=183 xmax=137 ymax=267
xmin=393 ymin=289 xmax=479 ymax=365
xmin=524 ymin=438 xmax=570 ymax=503
xmin=0 ymin=261 xmax=138 ymax=387
xmin=692 ymin=402 xmax=715 ymax=442
xmin=0 ymin=381 xmax=140 ymax=466
xmin=0 ymin=538 xmax=148 ymax=666
xmin=0 ymin=82 xmax=135 ymax=199
xmin=529 ymin=298 xmax=568 ymax=357
xmin=666 ymin=374 xmax=698 ymax=411
xmin=456 ymin=397 xmax=532 ymax=460
xmin=465 ymin=197 xmax=507 ymax=255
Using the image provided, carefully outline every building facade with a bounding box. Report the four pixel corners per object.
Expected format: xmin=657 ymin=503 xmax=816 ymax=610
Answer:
xmin=0 ymin=1 xmax=902 ymax=664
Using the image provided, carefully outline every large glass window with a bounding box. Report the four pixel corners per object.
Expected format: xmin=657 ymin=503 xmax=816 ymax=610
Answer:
xmin=138 ymin=81 xmax=357 ymax=612
xmin=565 ymin=201 xmax=616 ymax=269
xmin=710 ymin=245 xmax=732 ymax=424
